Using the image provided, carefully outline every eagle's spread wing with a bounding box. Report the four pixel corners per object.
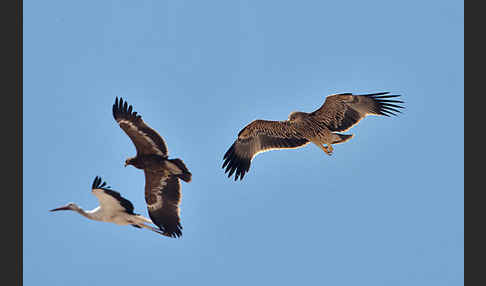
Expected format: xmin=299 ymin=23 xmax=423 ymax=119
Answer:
xmin=310 ymin=92 xmax=404 ymax=132
xmin=144 ymin=170 xmax=182 ymax=238
xmin=112 ymin=97 xmax=169 ymax=157
xmin=91 ymin=176 xmax=135 ymax=215
xmin=223 ymin=120 xmax=309 ymax=181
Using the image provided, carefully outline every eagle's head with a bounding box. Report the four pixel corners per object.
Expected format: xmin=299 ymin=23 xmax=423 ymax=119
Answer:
xmin=125 ymin=157 xmax=137 ymax=167
xmin=288 ymin=111 xmax=307 ymax=122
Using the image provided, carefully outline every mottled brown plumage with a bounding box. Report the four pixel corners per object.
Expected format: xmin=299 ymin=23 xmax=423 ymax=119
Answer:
xmin=223 ymin=92 xmax=404 ymax=181
xmin=113 ymin=97 xmax=192 ymax=238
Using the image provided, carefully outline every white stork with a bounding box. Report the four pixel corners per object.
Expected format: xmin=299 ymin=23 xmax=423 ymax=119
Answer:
xmin=50 ymin=176 xmax=169 ymax=237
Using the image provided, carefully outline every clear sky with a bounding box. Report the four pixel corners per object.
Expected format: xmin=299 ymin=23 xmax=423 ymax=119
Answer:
xmin=23 ymin=1 xmax=464 ymax=285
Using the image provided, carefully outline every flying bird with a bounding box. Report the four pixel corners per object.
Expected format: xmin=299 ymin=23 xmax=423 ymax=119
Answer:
xmin=222 ymin=92 xmax=404 ymax=181
xmin=50 ymin=176 xmax=168 ymax=236
xmin=113 ymin=97 xmax=192 ymax=238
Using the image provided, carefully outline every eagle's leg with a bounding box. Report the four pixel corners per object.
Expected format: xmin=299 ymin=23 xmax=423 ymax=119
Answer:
xmin=315 ymin=143 xmax=333 ymax=156
xmin=327 ymin=144 xmax=334 ymax=154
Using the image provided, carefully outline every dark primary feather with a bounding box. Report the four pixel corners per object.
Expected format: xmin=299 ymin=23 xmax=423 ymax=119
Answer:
xmin=223 ymin=141 xmax=250 ymax=181
xmin=144 ymin=171 xmax=183 ymax=238
xmin=310 ymin=92 xmax=404 ymax=132
xmin=112 ymin=97 xmax=169 ymax=156
xmin=223 ymin=120 xmax=309 ymax=181
xmin=360 ymin=92 xmax=404 ymax=117
xmin=91 ymin=176 xmax=135 ymax=214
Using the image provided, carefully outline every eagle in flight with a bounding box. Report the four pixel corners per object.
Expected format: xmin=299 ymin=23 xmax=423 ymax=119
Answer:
xmin=222 ymin=92 xmax=404 ymax=181
xmin=113 ymin=97 xmax=192 ymax=238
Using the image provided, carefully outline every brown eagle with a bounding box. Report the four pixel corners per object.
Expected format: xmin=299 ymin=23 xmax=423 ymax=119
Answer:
xmin=113 ymin=97 xmax=192 ymax=238
xmin=222 ymin=92 xmax=404 ymax=181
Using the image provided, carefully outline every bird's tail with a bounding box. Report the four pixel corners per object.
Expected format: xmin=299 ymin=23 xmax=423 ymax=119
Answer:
xmin=133 ymin=216 xmax=174 ymax=237
xmin=167 ymin=158 xmax=192 ymax=183
xmin=332 ymin=133 xmax=354 ymax=144
xmin=139 ymin=223 xmax=173 ymax=237
xmin=135 ymin=214 xmax=152 ymax=223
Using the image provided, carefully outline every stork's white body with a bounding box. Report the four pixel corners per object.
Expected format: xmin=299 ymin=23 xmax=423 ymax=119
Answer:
xmin=76 ymin=206 xmax=151 ymax=226
xmin=88 ymin=188 xmax=152 ymax=226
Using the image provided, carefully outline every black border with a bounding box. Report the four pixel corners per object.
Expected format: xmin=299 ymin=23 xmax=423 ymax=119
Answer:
xmin=4 ymin=0 xmax=22 ymax=284
xmin=465 ymin=1 xmax=481 ymax=284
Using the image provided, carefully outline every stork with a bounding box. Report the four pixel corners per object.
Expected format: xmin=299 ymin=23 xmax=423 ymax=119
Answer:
xmin=50 ymin=176 xmax=169 ymax=237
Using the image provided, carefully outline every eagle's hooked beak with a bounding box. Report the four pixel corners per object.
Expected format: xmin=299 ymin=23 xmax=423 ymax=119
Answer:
xmin=124 ymin=162 xmax=128 ymax=167
xmin=49 ymin=205 xmax=71 ymax=212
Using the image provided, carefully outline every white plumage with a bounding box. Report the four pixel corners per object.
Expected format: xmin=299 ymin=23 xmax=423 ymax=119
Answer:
xmin=50 ymin=176 xmax=168 ymax=237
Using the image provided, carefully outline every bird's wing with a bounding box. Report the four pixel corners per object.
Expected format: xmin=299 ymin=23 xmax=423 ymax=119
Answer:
xmin=144 ymin=170 xmax=183 ymax=238
xmin=223 ymin=119 xmax=309 ymax=181
xmin=91 ymin=176 xmax=135 ymax=214
xmin=310 ymin=92 xmax=404 ymax=132
xmin=112 ymin=97 xmax=169 ymax=156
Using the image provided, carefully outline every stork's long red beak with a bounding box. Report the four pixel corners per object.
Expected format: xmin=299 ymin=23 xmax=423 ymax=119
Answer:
xmin=49 ymin=206 xmax=70 ymax=212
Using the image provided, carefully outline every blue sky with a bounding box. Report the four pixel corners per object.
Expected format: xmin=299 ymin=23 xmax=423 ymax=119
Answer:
xmin=24 ymin=1 xmax=463 ymax=285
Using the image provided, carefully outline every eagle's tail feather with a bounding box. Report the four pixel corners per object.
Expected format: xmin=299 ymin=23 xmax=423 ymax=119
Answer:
xmin=168 ymin=158 xmax=192 ymax=183
xmin=332 ymin=133 xmax=354 ymax=144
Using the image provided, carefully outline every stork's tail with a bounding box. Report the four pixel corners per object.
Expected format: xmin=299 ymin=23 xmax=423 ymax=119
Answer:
xmin=131 ymin=216 xmax=169 ymax=237
xmin=167 ymin=158 xmax=192 ymax=182
xmin=138 ymin=223 xmax=173 ymax=237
